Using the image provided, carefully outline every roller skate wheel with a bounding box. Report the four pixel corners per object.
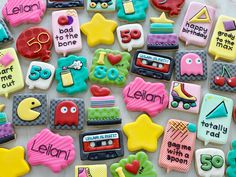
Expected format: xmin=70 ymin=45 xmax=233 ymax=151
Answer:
xmin=183 ymin=103 xmax=191 ymax=110
xmin=90 ymin=2 xmax=97 ymax=8
xmin=101 ymin=2 xmax=108 ymax=8
xmin=171 ymin=101 xmax=179 ymax=108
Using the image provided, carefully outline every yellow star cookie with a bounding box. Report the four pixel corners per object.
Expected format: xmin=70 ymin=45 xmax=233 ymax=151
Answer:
xmin=80 ymin=13 xmax=118 ymax=47
xmin=0 ymin=146 xmax=30 ymax=177
xmin=123 ymin=114 xmax=164 ymax=152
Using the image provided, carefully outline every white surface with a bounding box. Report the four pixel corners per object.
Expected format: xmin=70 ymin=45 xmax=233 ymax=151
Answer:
xmin=0 ymin=0 xmax=236 ymax=177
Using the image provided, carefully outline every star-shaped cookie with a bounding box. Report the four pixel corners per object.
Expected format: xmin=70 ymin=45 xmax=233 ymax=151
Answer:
xmin=0 ymin=146 xmax=30 ymax=177
xmin=123 ymin=114 xmax=164 ymax=152
xmin=80 ymin=13 xmax=117 ymax=47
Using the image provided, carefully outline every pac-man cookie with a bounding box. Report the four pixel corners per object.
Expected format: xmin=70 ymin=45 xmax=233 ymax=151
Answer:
xmin=75 ymin=164 xmax=107 ymax=177
xmin=12 ymin=93 xmax=47 ymax=126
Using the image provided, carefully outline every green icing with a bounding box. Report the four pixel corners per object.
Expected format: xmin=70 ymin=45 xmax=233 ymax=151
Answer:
xmin=88 ymin=107 xmax=120 ymax=120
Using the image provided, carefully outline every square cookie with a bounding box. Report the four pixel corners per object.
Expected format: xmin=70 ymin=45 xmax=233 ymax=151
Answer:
xmin=47 ymin=0 xmax=84 ymax=9
xmin=210 ymin=62 xmax=236 ymax=92
xmin=75 ymin=164 xmax=107 ymax=177
xmin=87 ymin=0 xmax=116 ymax=12
xmin=175 ymin=50 xmax=207 ymax=81
xmin=12 ymin=94 xmax=47 ymax=126
xmin=168 ymin=81 xmax=201 ymax=114
xmin=49 ymin=98 xmax=85 ymax=130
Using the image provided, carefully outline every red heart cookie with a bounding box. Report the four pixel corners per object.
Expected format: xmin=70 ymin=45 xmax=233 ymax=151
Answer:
xmin=107 ymin=53 xmax=122 ymax=65
xmin=125 ymin=160 xmax=140 ymax=174
xmin=90 ymin=85 xmax=111 ymax=97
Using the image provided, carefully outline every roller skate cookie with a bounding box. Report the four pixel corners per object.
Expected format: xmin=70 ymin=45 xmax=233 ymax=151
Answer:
xmin=197 ymin=93 xmax=233 ymax=145
xmin=227 ymin=140 xmax=236 ymax=177
xmin=75 ymin=165 xmax=107 ymax=177
xmin=159 ymin=119 xmax=196 ymax=173
xmin=47 ymin=0 xmax=84 ymax=9
xmin=110 ymin=151 xmax=157 ymax=177
xmin=147 ymin=13 xmax=179 ymax=50
xmin=168 ymin=81 xmax=201 ymax=114
xmin=87 ymin=0 xmax=116 ymax=12
xmin=179 ymin=2 xmax=216 ymax=47
xmin=0 ymin=18 xmax=13 ymax=46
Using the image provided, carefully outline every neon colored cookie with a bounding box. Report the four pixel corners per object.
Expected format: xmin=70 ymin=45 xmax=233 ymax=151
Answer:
xmin=195 ymin=148 xmax=225 ymax=177
xmin=26 ymin=61 xmax=55 ymax=90
xmin=209 ymin=15 xmax=236 ymax=61
xmin=47 ymin=0 xmax=84 ymax=9
xmin=117 ymin=24 xmax=144 ymax=52
xmin=151 ymin=0 xmax=185 ymax=17
xmin=16 ymin=27 xmax=53 ymax=62
xmin=55 ymin=55 xmax=88 ymax=95
xmin=88 ymin=85 xmax=121 ymax=125
xmin=147 ymin=13 xmax=179 ymax=50
xmin=123 ymin=114 xmax=164 ymax=152
xmin=159 ymin=119 xmax=196 ymax=173
xmin=52 ymin=10 xmax=82 ymax=56
xmin=0 ymin=48 xmax=24 ymax=98
xmin=89 ymin=48 xmax=131 ymax=86
xmin=227 ymin=140 xmax=236 ymax=177
xmin=0 ymin=146 xmax=30 ymax=177
xmin=2 ymin=0 xmax=46 ymax=27
xmin=210 ymin=62 xmax=236 ymax=93
xmin=117 ymin=0 xmax=148 ymax=22
xmin=123 ymin=77 xmax=168 ymax=117
xmin=87 ymin=0 xmax=116 ymax=12
xmin=110 ymin=151 xmax=157 ymax=177
xmin=197 ymin=93 xmax=233 ymax=145
xmin=179 ymin=2 xmax=216 ymax=47
xmin=49 ymin=98 xmax=85 ymax=130
xmin=27 ymin=128 xmax=75 ymax=173
xmin=175 ymin=50 xmax=208 ymax=81
xmin=12 ymin=93 xmax=47 ymax=126
xmin=75 ymin=164 xmax=107 ymax=177
xmin=80 ymin=13 xmax=117 ymax=47
xmin=0 ymin=18 xmax=13 ymax=46
xmin=168 ymin=81 xmax=201 ymax=114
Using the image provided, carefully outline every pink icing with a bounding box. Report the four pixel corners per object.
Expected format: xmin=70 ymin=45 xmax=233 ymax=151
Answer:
xmin=0 ymin=53 xmax=14 ymax=67
xmin=2 ymin=0 xmax=46 ymax=27
xmin=123 ymin=77 xmax=168 ymax=117
xmin=27 ymin=128 xmax=75 ymax=173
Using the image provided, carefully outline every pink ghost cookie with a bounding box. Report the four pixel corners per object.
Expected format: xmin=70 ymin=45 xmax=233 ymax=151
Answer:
xmin=123 ymin=77 xmax=168 ymax=117
xmin=27 ymin=128 xmax=76 ymax=173
xmin=2 ymin=0 xmax=46 ymax=27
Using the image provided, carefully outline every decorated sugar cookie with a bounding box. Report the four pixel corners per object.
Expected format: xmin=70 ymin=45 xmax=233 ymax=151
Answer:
xmin=81 ymin=13 xmax=117 ymax=47
xmin=0 ymin=146 xmax=30 ymax=177
xmin=110 ymin=151 xmax=157 ymax=177
xmin=151 ymin=0 xmax=185 ymax=17
xmin=89 ymin=49 xmax=131 ymax=86
xmin=123 ymin=77 xmax=168 ymax=117
xmin=147 ymin=13 xmax=179 ymax=50
xmin=88 ymin=85 xmax=121 ymax=125
xmin=227 ymin=140 xmax=236 ymax=177
xmin=0 ymin=48 xmax=24 ymax=98
xmin=12 ymin=93 xmax=47 ymax=126
xmin=52 ymin=10 xmax=82 ymax=56
xmin=179 ymin=2 xmax=216 ymax=47
xmin=195 ymin=148 xmax=225 ymax=177
xmin=26 ymin=61 xmax=55 ymax=90
xmin=49 ymin=98 xmax=85 ymax=130
xmin=197 ymin=93 xmax=233 ymax=145
xmin=87 ymin=0 xmax=116 ymax=12
xmin=131 ymin=50 xmax=175 ymax=81
xmin=175 ymin=50 xmax=208 ymax=81
xmin=2 ymin=0 xmax=46 ymax=27
xmin=159 ymin=119 xmax=196 ymax=173
xmin=27 ymin=128 xmax=75 ymax=173
xmin=116 ymin=0 xmax=148 ymax=22
xmin=168 ymin=81 xmax=201 ymax=114
xmin=123 ymin=114 xmax=164 ymax=152
xmin=75 ymin=164 xmax=107 ymax=177
xmin=55 ymin=55 xmax=88 ymax=95
xmin=210 ymin=62 xmax=236 ymax=93
xmin=47 ymin=0 xmax=84 ymax=9
xmin=116 ymin=24 xmax=144 ymax=52
xmin=0 ymin=18 xmax=13 ymax=46
xmin=209 ymin=15 xmax=236 ymax=61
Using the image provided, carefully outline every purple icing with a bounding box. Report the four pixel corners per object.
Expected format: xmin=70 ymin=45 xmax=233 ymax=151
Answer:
xmin=0 ymin=123 xmax=14 ymax=138
xmin=67 ymin=16 xmax=74 ymax=25
xmin=223 ymin=20 xmax=236 ymax=31
xmin=147 ymin=34 xmax=179 ymax=50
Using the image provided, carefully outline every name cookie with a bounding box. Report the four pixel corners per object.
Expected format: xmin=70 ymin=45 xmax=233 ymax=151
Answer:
xmin=110 ymin=151 xmax=157 ymax=177
xmin=47 ymin=0 xmax=84 ymax=9
xmin=49 ymin=98 xmax=85 ymax=130
xmin=87 ymin=0 xmax=116 ymax=12
xmin=75 ymin=164 xmax=107 ymax=177
xmin=2 ymin=0 xmax=46 ymax=27
xmin=0 ymin=48 xmax=24 ymax=98
xmin=197 ymin=93 xmax=233 ymax=145
xmin=27 ymin=128 xmax=75 ymax=173
xmin=56 ymin=55 xmax=88 ymax=95
xmin=209 ymin=15 xmax=236 ymax=61
xmin=52 ymin=10 xmax=82 ymax=56
xmin=123 ymin=77 xmax=168 ymax=117
xmin=159 ymin=119 xmax=196 ymax=173
xmin=227 ymin=140 xmax=236 ymax=177
xmin=0 ymin=18 xmax=13 ymax=46
xmin=179 ymin=2 xmax=216 ymax=47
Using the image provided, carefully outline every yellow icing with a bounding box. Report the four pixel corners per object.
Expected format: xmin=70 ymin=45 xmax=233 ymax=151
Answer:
xmin=150 ymin=12 xmax=174 ymax=24
xmin=189 ymin=7 xmax=211 ymax=23
xmin=75 ymin=165 xmax=107 ymax=177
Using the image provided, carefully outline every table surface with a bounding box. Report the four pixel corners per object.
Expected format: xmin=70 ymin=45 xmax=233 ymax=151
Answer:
xmin=0 ymin=0 xmax=236 ymax=177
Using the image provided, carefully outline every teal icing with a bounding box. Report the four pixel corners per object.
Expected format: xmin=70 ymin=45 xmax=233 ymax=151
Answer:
xmin=0 ymin=24 xmax=8 ymax=41
xmin=187 ymin=123 xmax=196 ymax=133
